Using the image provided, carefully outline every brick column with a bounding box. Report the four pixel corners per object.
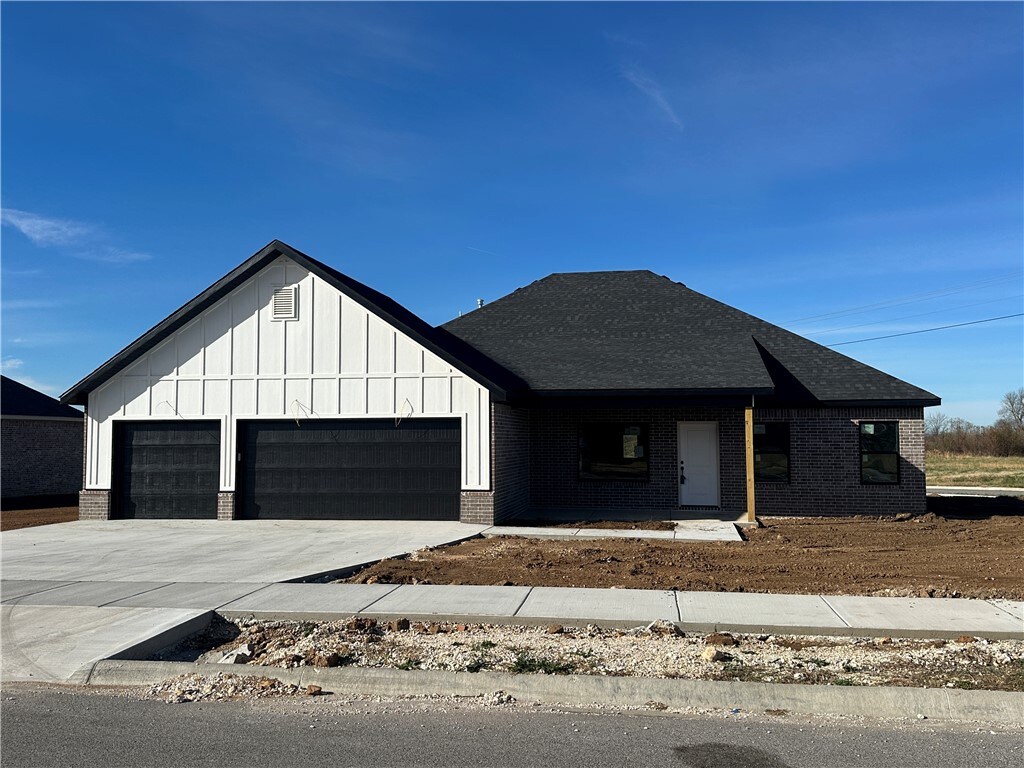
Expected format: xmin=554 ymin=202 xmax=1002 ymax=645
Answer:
xmin=459 ymin=491 xmax=495 ymax=524
xmin=217 ymin=492 xmax=236 ymax=521
xmin=79 ymin=490 xmax=111 ymax=520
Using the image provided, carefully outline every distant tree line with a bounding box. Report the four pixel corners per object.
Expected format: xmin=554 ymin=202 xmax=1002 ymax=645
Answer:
xmin=925 ymin=388 xmax=1024 ymax=456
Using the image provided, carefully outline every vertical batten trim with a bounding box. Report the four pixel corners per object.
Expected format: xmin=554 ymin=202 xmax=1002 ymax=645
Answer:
xmin=342 ymin=294 xmax=350 ymax=376
xmin=363 ymin=307 xmax=369 ymax=375
xmin=309 ymin=275 xmax=316 ymax=377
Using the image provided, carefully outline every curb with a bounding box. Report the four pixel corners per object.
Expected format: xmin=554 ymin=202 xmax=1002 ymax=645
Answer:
xmin=79 ymin=659 xmax=1024 ymax=724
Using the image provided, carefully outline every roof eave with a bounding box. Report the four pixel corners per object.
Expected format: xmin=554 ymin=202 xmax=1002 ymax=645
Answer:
xmin=60 ymin=240 xmax=524 ymax=405
xmin=814 ymin=397 xmax=942 ymax=408
xmin=61 ymin=241 xmax=286 ymax=405
xmin=525 ymin=386 xmax=774 ymax=399
xmin=286 ymin=251 xmax=523 ymax=399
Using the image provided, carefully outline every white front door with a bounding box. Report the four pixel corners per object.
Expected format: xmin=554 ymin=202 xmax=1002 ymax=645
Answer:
xmin=677 ymin=422 xmax=720 ymax=506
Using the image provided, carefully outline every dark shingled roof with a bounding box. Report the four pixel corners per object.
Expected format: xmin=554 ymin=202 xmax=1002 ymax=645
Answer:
xmin=61 ymin=246 xmax=938 ymax=408
xmin=442 ymin=270 xmax=940 ymax=406
xmin=2 ymin=376 xmax=83 ymax=419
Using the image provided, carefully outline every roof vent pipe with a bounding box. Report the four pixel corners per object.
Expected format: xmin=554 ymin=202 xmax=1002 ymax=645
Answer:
xmin=477 ymin=298 xmax=484 ymax=309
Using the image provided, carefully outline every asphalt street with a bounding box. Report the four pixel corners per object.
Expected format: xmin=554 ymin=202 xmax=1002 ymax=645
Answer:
xmin=1 ymin=683 xmax=1019 ymax=768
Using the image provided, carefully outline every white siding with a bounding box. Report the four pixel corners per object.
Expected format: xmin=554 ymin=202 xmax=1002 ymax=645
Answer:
xmin=85 ymin=256 xmax=490 ymax=491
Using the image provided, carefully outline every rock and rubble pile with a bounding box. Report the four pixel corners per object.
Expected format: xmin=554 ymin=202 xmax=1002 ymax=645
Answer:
xmin=147 ymin=673 xmax=323 ymax=703
xmin=170 ymin=616 xmax=1024 ymax=691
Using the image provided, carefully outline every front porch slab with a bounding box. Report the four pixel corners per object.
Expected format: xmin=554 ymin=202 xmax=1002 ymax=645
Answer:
xmin=481 ymin=520 xmax=741 ymax=542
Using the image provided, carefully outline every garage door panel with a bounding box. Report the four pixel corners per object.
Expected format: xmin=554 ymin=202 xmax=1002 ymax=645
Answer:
xmin=115 ymin=421 xmax=220 ymax=519
xmin=240 ymin=419 xmax=461 ymax=520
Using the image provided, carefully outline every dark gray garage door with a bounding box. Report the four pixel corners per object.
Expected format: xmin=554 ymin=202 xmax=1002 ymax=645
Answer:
xmin=239 ymin=419 xmax=461 ymax=520
xmin=114 ymin=421 xmax=220 ymax=519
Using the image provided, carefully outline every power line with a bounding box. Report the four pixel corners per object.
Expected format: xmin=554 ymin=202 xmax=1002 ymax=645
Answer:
xmin=785 ymin=272 xmax=1023 ymax=325
xmin=808 ymin=294 xmax=1023 ymax=335
xmin=826 ymin=313 xmax=1024 ymax=347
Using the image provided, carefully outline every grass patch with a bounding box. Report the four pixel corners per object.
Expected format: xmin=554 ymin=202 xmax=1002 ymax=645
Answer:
xmin=508 ymin=651 xmax=576 ymax=675
xmin=397 ymin=658 xmax=421 ymax=670
xmin=926 ymin=453 xmax=1024 ymax=488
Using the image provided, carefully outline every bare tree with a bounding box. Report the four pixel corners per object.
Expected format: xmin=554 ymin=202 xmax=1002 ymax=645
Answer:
xmin=998 ymin=388 xmax=1024 ymax=428
xmin=924 ymin=411 xmax=950 ymax=436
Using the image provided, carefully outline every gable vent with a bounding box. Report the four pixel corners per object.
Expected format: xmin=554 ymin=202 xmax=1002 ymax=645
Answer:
xmin=271 ymin=285 xmax=298 ymax=321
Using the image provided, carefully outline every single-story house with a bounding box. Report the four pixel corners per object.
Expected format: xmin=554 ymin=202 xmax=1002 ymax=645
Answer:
xmin=61 ymin=240 xmax=939 ymax=524
xmin=2 ymin=375 xmax=84 ymax=506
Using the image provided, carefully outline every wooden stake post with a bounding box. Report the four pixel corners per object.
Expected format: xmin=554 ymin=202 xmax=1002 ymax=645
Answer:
xmin=744 ymin=405 xmax=756 ymax=524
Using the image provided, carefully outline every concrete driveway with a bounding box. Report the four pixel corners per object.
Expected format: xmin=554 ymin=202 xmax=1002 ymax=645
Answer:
xmin=0 ymin=519 xmax=487 ymax=583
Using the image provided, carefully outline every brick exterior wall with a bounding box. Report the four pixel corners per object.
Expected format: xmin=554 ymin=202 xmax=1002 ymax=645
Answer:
xmin=753 ymin=407 xmax=926 ymax=517
xmin=510 ymin=404 xmax=926 ymax=519
xmin=491 ymin=403 xmax=530 ymax=522
xmin=79 ymin=489 xmax=111 ymax=520
xmin=528 ymin=407 xmax=747 ymax=516
xmin=1 ymin=417 xmax=84 ymax=500
xmin=217 ymin=491 xmax=236 ymax=520
xmin=459 ymin=403 xmax=531 ymax=525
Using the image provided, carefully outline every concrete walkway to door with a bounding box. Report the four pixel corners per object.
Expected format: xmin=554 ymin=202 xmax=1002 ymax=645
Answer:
xmin=0 ymin=520 xmax=488 ymax=583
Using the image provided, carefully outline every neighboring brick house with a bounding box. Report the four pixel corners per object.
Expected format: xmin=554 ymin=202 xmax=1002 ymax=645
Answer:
xmin=2 ymin=375 xmax=84 ymax=506
xmin=61 ymin=240 xmax=939 ymax=524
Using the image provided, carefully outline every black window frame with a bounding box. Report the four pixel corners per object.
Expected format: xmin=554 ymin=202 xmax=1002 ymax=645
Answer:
xmin=577 ymin=422 xmax=650 ymax=482
xmin=859 ymin=421 xmax=900 ymax=485
xmin=753 ymin=422 xmax=790 ymax=483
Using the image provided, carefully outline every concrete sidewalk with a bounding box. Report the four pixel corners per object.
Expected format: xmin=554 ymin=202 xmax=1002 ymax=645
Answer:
xmin=927 ymin=485 xmax=1024 ymax=497
xmin=4 ymin=579 xmax=1021 ymax=639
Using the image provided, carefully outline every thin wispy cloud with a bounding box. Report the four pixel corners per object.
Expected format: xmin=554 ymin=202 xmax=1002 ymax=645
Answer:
xmin=466 ymin=246 xmax=505 ymax=259
xmin=0 ymin=357 xmax=56 ymax=392
xmin=1 ymin=208 xmax=93 ymax=246
xmin=6 ymin=331 xmax=83 ymax=347
xmin=0 ymin=299 xmax=62 ymax=310
xmin=3 ymin=269 xmax=43 ymax=277
xmin=2 ymin=208 xmax=153 ymax=264
xmin=620 ymin=64 xmax=683 ymax=131
xmin=79 ymin=247 xmax=152 ymax=264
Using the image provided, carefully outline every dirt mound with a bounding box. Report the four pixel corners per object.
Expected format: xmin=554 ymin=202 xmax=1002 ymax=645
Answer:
xmin=344 ymin=514 xmax=1024 ymax=599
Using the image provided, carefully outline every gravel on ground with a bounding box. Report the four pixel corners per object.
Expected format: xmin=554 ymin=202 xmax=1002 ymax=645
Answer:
xmin=153 ymin=616 xmax=1024 ymax=693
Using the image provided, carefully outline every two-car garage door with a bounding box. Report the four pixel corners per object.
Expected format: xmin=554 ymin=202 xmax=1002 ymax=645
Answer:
xmin=113 ymin=419 xmax=461 ymax=521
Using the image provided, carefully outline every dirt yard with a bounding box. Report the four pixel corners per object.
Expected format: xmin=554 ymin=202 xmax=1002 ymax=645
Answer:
xmin=926 ymin=452 xmax=1024 ymax=487
xmin=345 ymin=511 xmax=1024 ymax=599
xmin=0 ymin=506 xmax=78 ymax=532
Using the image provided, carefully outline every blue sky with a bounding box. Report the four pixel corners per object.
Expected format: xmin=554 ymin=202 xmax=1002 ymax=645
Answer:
xmin=2 ymin=2 xmax=1021 ymax=423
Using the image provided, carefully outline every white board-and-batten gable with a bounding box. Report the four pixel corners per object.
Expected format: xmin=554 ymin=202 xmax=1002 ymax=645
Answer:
xmin=85 ymin=256 xmax=491 ymax=491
